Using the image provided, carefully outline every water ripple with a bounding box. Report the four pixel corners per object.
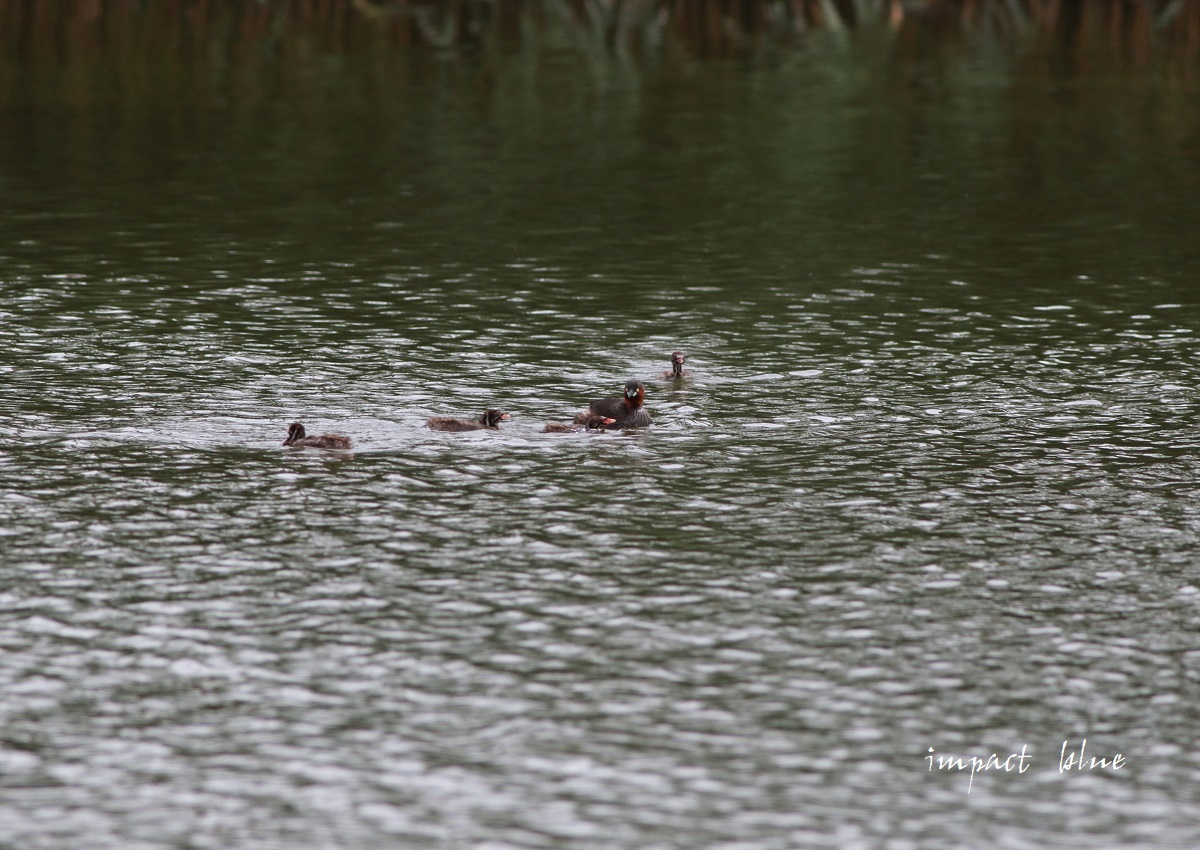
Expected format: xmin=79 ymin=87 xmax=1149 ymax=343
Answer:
xmin=4 ymin=255 xmax=1200 ymax=849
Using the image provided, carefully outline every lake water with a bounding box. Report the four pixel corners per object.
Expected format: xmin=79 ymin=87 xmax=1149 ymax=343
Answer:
xmin=3 ymin=7 xmax=1200 ymax=849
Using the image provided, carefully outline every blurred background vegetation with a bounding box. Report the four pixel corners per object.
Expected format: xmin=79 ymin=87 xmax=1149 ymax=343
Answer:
xmin=1 ymin=0 xmax=1198 ymax=70
xmin=3 ymin=0 xmax=1196 ymax=283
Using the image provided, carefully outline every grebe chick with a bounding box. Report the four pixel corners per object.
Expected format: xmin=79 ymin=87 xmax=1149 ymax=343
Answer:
xmin=282 ymin=423 xmax=352 ymax=450
xmin=662 ymin=350 xmax=692 ymax=380
xmin=427 ymin=409 xmax=511 ymax=432
xmin=543 ymin=415 xmax=615 ymax=433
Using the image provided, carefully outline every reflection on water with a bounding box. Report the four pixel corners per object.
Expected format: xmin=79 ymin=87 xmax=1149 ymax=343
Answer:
xmin=3 ymin=8 xmax=1200 ymax=850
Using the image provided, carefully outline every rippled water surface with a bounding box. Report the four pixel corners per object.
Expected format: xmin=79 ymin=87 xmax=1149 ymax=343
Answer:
xmin=3 ymin=13 xmax=1200 ymax=850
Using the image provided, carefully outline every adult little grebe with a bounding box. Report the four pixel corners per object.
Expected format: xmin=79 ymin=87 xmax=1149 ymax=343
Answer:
xmin=662 ymin=350 xmax=692 ymax=380
xmin=543 ymin=414 xmax=616 ymax=433
xmin=282 ymin=423 xmax=352 ymax=450
xmin=427 ymin=409 xmax=511 ymax=432
xmin=575 ymin=379 xmax=652 ymax=429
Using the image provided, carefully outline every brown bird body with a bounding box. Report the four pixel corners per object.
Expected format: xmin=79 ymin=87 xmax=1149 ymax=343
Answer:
xmin=282 ymin=423 xmax=352 ymax=450
xmin=574 ymin=380 xmax=652 ymax=429
xmin=427 ymin=409 xmax=511 ymax=432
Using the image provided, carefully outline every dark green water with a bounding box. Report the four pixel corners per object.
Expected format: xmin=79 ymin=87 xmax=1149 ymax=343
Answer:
xmin=3 ymin=16 xmax=1200 ymax=850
